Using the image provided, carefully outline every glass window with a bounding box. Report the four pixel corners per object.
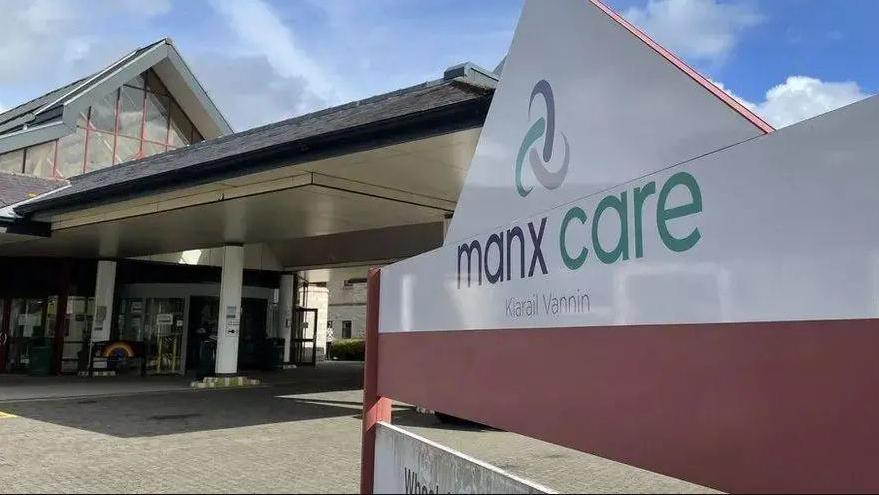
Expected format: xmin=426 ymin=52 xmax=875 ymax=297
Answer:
xmin=118 ymin=86 xmax=144 ymax=138
xmin=342 ymin=320 xmax=352 ymax=339
xmin=118 ymin=298 xmax=145 ymax=342
xmin=86 ymin=131 xmax=114 ymax=171
xmin=5 ymin=68 xmax=206 ymax=179
xmin=124 ymin=72 xmax=146 ymax=89
xmin=141 ymin=141 xmax=166 ymax=158
xmin=144 ymin=92 xmax=170 ymax=143
xmin=0 ymin=149 xmax=24 ymax=173
xmin=56 ymin=127 xmax=86 ymax=178
xmin=146 ymin=70 xmax=169 ymax=96
xmin=114 ymin=135 xmax=141 ymax=164
xmin=89 ymin=91 xmax=118 ymax=133
xmin=168 ymin=101 xmax=192 ymax=148
xmin=24 ymin=141 xmax=56 ymax=177
xmin=11 ymin=298 xmax=46 ymax=338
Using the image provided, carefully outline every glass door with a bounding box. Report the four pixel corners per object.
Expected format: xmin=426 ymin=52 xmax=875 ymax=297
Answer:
xmin=144 ymin=298 xmax=185 ymax=374
xmin=60 ymin=297 xmax=94 ymax=374
xmin=6 ymin=298 xmax=47 ymax=372
xmin=117 ymin=297 xmax=145 ymax=342
xmin=292 ymin=308 xmax=318 ymax=366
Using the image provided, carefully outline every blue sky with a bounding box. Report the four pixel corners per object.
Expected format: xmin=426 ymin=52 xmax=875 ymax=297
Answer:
xmin=0 ymin=0 xmax=875 ymax=130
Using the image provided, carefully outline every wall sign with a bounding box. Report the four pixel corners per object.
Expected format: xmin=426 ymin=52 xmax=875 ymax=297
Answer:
xmin=380 ymin=0 xmax=879 ymax=335
xmin=225 ymin=305 xmax=239 ymax=335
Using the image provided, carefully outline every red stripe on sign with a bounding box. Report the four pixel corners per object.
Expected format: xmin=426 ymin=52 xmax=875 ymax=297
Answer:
xmin=377 ymin=320 xmax=879 ymax=493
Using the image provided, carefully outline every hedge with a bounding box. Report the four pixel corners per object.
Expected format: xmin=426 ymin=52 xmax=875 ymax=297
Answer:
xmin=329 ymin=339 xmax=365 ymax=361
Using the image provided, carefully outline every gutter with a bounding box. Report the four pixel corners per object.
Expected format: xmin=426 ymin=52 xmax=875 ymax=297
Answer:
xmin=0 ymin=183 xmax=67 ymax=237
xmin=0 ymin=215 xmax=51 ymax=237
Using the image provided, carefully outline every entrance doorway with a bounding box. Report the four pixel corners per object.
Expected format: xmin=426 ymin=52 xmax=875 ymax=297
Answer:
xmin=186 ymin=296 xmax=270 ymax=372
xmin=144 ymin=298 xmax=185 ymax=374
xmin=5 ymin=298 xmax=47 ymax=372
xmin=115 ymin=297 xmax=185 ymax=375
xmin=239 ymin=298 xmax=268 ymax=369
xmin=56 ymin=296 xmax=95 ymax=374
xmin=186 ymin=296 xmax=218 ymax=372
xmin=291 ymin=308 xmax=318 ymax=366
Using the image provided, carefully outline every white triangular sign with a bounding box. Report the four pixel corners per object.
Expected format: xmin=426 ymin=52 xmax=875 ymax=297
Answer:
xmin=445 ymin=0 xmax=770 ymax=244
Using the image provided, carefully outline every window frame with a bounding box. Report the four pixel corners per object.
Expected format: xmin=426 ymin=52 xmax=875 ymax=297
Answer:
xmin=44 ymin=68 xmax=205 ymax=178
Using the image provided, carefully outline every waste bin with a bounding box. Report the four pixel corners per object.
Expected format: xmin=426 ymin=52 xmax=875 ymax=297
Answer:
xmin=197 ymin=339 xmax=216 ymax=380
xmin=28 ymin=339 xmax=52 ymax=376
xmin=267 ymin=338 xmax=285 ymax=371
xmin=239 ymin=340 xmax=257 ymax=369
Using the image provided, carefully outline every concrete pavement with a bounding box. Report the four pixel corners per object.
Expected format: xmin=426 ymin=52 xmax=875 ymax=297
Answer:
xmin=0 ymin=362 xmax=717 ymax=493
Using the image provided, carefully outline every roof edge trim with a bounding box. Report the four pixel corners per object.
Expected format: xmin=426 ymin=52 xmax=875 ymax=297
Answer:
xmin=588 ymin=0 xmax=774 ymax=134
xmin=163 ymin=40 xmax=234 ymax=135
xmin=59 ymin=41 xmax=167 ymax=111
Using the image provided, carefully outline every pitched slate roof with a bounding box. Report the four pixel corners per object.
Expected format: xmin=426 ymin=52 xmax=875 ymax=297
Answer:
xmin=17 ymin=77 xmax=494 ymax=216
xmin=0 ymin=173 xmax=66 ymax=209
xmin=0 ymin=76 xmax=91 ymax=134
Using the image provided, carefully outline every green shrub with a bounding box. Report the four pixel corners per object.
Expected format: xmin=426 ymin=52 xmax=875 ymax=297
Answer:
xmin=329 ymin=339 xmax=365 ymax=361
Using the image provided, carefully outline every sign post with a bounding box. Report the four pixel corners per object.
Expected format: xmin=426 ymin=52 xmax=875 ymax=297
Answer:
xmin=360 ymin=268 xmax=391 ymax=495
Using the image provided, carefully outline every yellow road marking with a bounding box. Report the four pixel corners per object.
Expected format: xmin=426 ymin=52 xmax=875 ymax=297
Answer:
xmin=0 ymin=411 xmax=18 ymax=419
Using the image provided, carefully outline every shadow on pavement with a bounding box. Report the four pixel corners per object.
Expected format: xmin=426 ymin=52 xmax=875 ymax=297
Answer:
xmin=0 ymin=362 xmax=367 ymax=438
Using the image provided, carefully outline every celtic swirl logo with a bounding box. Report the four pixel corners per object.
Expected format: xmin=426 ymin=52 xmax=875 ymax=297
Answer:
xmin=515 ymin=79 xmax=570 ymax=197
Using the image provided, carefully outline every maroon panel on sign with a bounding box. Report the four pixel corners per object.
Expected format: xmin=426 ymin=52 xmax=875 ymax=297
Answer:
xmin=377 ymin=320 xmax=879 ymax=493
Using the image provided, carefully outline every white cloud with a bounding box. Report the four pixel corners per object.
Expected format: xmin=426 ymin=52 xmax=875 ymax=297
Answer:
xmin=707 ymin=78 xmax=751 ymax=107
xmin=189 ymin=55 xmax=313 ymax=132
xmin=624 ymin=0 xmax=762 ymax=64
xmin=751 ymin=77 xmax=870 ymax=128
xmin=0 ymin=0 xmax=171 ymax=87
xmin=713 ymin=76 xmax=871 ymax=128
xmin=209 ymin=0 xmax=343 ymax=116
xmin=195 ymin=0 xmax=515 ymax=130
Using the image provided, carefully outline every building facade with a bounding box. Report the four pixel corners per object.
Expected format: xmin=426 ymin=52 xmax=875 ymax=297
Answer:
xmin=0 ymin=38 xmax=495 ymax=377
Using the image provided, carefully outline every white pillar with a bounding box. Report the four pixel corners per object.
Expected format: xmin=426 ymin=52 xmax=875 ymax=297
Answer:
xmin=216 ymin=245 xmax=244 ymax=375
xmin=278 ymin=273 xmax=295 ymax=363
xmin=91 ymin=260 xmax=117 ymax=342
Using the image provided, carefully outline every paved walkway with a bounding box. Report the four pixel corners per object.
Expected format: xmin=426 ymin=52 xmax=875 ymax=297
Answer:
xmin=0 ymin=363 xmax=717 ymax=493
